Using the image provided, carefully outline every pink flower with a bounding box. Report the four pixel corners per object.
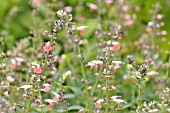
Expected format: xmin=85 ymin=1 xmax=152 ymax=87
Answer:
xmin=110 ymin=86 xmax=116 ymax=90
xmin=64 ymin=6 xmax=73 ymax=13
xmin=147 ymin=71 xmax=158 ymax=78
xmin=43 ymin=42 xmax=52 ymax=52
xmin=85 ymin=60 xmax=103 ymax=70
xmin=157 ymin=14 xmax=163 ymax=20
xmin=95 ymin=99 xmax=104 ymax=109
xmin=44 ymin=99 xmax=55 ymax=109
xmin=52 ymin=92 xmax=60 ymax=103
xmin=111 ymin=96 xmax=127 ymax=108
xmin=44 ymin=92 xmax=60 ymax=109
xmin=7 ymin=76 xmax=15 ymax=83
xmin=34 ymin=65 xmax=42 ymax=74
xmin=33 ymin=0 xmax=41 ymax=6
xmin=112 ymin=42 xmax=120 ymax=50
xmin=118 ymin=0 xmax=124 ymax=5
xmin=78 ymin=109 xmax=83 ymax=113
xmin=11 ymin=59 xmax=17 ymax=68
xmin=20 ymin=85 xmax=33 ymax=94
xmin=86 ymin=3 xmax=98 ymax=11
xmin=76 ymin=26 xmax=88 ymax=35
xmin=105 ymin=0 xmax=113 ymax=7
xmin=43 ymin=84 xmax=50 ymax=93
xmin=161 ymin=30 xmax=167 ymax=35
xmin=112 ymin=61 xmax=122 ymax=73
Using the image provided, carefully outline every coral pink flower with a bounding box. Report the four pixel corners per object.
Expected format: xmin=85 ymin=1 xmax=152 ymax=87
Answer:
xmin=76 ymin=26 xmax=88 ymax=35
xmin=112 ymin=42 xmax=120 ymax=50
xmin=43 ymin=84 xmax=50 ymax=93
xmin=111 ymin=96 xmax=127 ymax=108
xmin=44 ymin=99 xmax=55 ymax=109
xmin=112 ymin=61 xmax=122 ymax=73
xmin=11 ymin=59 xmax=17 ymax=68
xmin=34 ymin=65 xmax=42 ymax=74
xmin=86 ymin=60 xmax=103 ymax=70
xmin=43 ymin=42 xmax=52 ymax=52
xmin=53 ymin=92 xmax=60 ymax=102
xmin=147 ymin=71 xmax=158 ymax=78
xmin=33 ymin=0 xmax=41 ymax=6
xmin=95 ymin=99 xmax=104 ymax=109
xmin=131 ymin=78 xmax=135 ymax=83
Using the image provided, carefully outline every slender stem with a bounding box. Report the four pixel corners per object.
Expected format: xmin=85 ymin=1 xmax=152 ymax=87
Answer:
xmin=26 ymin=100 xmax=32 ymax=113
xmin=38 ymin=83 xmax=44 ymax=113
xmin=77 ymin=44 xmax=90 ymax=110
xmin=88 ymin=67 xmax=102 ymax=112
xmin=89 ymin=67 xmax=102 ymax=98
xmin=105 ymin=77 xmax=109 ymax=113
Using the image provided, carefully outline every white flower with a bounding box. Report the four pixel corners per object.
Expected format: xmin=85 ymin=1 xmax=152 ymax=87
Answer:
xmin=44 ymin=99 xmax=55 ymax=103
xmin=112 ymin=61 xmax=122 ymax=64
xmin=111 ymin=96 xmax=127 ymax=108
xmin=76 ymin=26 xmax=88 ymax=30
xmin=57 ymin=10 xmax=67 ymax=17
xmin=20 ymin=85 xmax=32 ymax=89
xmin=111 ymin=96 xmax=121 ymax=99
xmin=43 ymin=83 xmax=50 ymax=87
xmin=148 ymin=109 xmax=158 ymax=112
xmin=15 ymin=57 xmax=24 ymax=62
xmin=96 ymin=99 xmax=104 ymax=103
xmin=147 ymin=71 xmax=158 ymax=76
xmin=112 ymin=99 xmax=127 ymax=104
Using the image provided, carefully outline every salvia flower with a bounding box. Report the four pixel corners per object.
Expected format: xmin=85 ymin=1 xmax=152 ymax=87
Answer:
xmin=43 ymin=83 xmax=50 ymax=93
xmin=76 ymin=26 xmax=88 ymax=35
xmin=147 ymin=71 xmax=158 ymax=78
xmin=112 ymin=42 xmax=120 ymax=51
xmin=44 ymin=99 xmax=55 ymax=109
xmin=43 ymin=42 xmax=52 ymax=52
xmin=111 ymin=96 xmax=127 ymax=108
xmin=105 ymin=0 xmax=113 ymax=7
xmin=95 ymin=99 xmax=104 ymax=109
xmin=148 ymin=109 xmax=159 ymax=112
xmin=33 ymin=0 xmax=41 ymax=6
xmin=112 ymin=61 xmax=122 ymax=73
xmin=20 ymin=85 xmax=32 ymax=94
xmin=52 ymin=92 xmax=60 ymax=103
xmin=34 ymin=64 xmax=42 ymax=74
xmin=85 ymin=60 xmax=103 ymax=70
xmin=86 ymin=3 xmax=98 ymax=11
xmin=7 ymin=76 xmax=15 ymax=83
xmin=57 ymin=10 xmax=67 ymax=17
xmin=11 ymin=59 xmax=17 ymax=68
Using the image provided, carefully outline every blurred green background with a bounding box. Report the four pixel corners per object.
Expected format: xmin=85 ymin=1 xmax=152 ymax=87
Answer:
xmin=0 ymin=0 xmax=170 ymax=50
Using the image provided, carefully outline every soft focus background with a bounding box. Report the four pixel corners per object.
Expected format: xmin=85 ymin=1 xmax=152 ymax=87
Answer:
xmin=0 ymin=0 xmax=170 ymax=113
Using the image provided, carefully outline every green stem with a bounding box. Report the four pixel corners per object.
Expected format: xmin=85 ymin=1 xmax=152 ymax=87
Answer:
xmin=105 ymin=77 xmax=109 ymax=113
xmin=88 ymin=67 xmax=102 ymax=112
xmin=38 ymin=83 xmax=44 ymax=113
xmin=26 ymin=100 xmax=32 ymax=113
xmin=77 ymin=44 xmax=90 ymax=111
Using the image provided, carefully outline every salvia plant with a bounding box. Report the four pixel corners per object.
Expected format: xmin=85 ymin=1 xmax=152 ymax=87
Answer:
xmin=0 ymin=0 xmax=169 ymax=113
